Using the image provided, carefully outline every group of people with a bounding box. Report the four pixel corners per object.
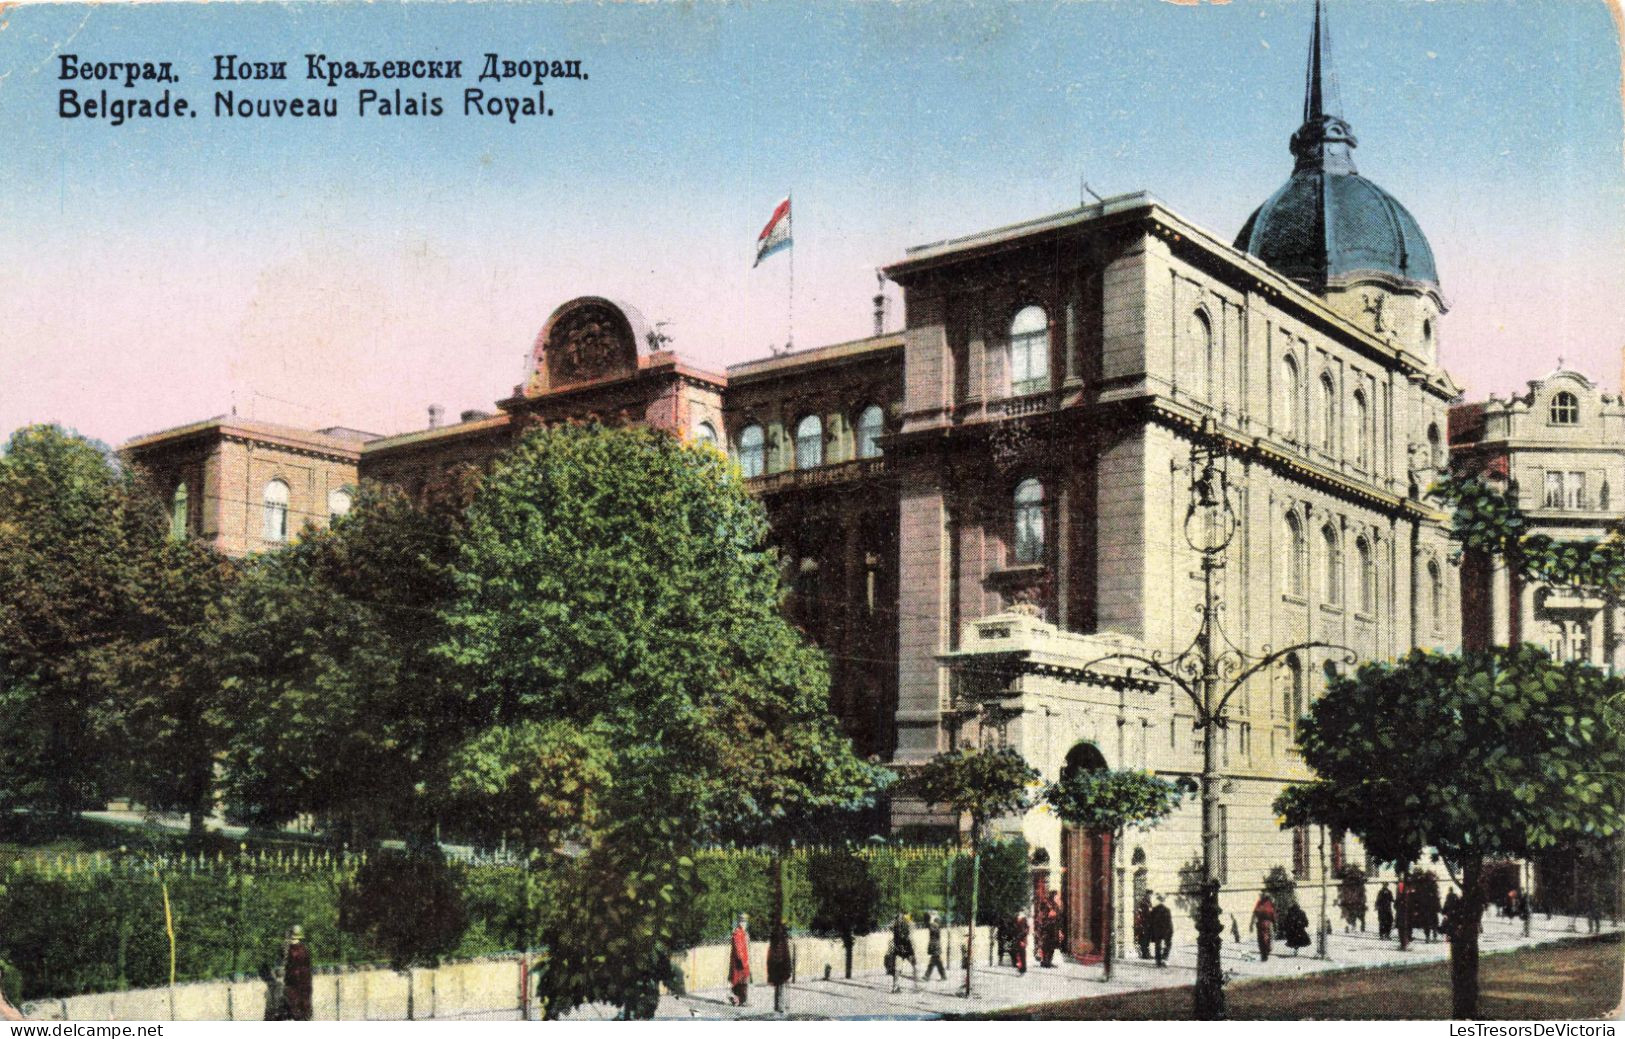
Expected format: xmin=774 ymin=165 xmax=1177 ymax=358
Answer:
xmin=1248 ymin=893 xmax=1312 ymax=961
xmin=1131 ymin=893 xmax=1175 ymax=966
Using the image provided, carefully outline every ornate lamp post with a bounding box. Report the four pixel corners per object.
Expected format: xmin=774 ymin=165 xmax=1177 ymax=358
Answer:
xmin=1077 ymin=418 xmax=1352 ymax=1019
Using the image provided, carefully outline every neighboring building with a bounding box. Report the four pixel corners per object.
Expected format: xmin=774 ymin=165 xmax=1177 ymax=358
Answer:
xmin=123 ymin=417 xmax=373 ymax=556
xmin=1450 ymin=365 xmax=1625 ymax=672
xmin=123 ymin=1 xmax=1468 ymax=959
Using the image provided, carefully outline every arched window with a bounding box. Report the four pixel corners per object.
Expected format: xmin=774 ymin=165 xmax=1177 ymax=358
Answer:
xmin=795 ymin=415 xmax=823 ymax=469
xmin=1427 ymin=422 xmax=1443 ymax=469
xmin=1352 ymin=389 xmax=1369 ymax=468
xmin=857 ymin=405 xmax=885 ymax=459
xmin=693 ymin=421 xmax=718 ymax=448
xmin=1009 ymin=305 xmax=1050 ymax=396
xmin=1428 ymin=560 xmax=1444 ymax=630
xmin=1319 ymin=373 xmax=1337 ymax=454
xmin=1284 ymin=654 xmax=1305 ymax=741
xmin=170 ymin=482 xmax=188 ymax=540
xmin=262 ymin=479 xmax=290 ymax=543
xmin=1356 ymin=536 xmax=1375 ymax=613
xmin=1284 ymin=512 xmax=1307 ymax=597
xmin=738 ymin=424 xmax=765 ymax=478
xmin=327 ymin=488 xmax=353 ymax=522
xmin=1192 ymin=309 xmax=1213 ymax=399
xmin=1281 ymin=355 xmax=1300 ymax=439
xmin=1322 ymin=524 xmax=1343 ymax=606
xmin=1013 ymin=478 xmax=1045 ymax=565
xmin=1422 ymin=318 xmax=1434 ymax=350
xmin=1550 ymin=391 xmax=1579 ymax=425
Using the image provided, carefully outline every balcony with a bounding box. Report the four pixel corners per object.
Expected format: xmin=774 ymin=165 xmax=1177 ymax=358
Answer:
xmin=989 ymin=390 xmax=1055 ymax=419
xmin=745 ymin=456 xmax=889 ymax=496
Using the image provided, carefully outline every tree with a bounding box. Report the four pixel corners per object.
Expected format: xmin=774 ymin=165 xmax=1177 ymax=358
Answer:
xmin=222 ymin=472 xmax=477 ymax=844
xmin=1274 ymin=646 xmax=1625 ymax=1018
xmin=118 ymin=538 xmax=240 ymax=835
xmin=1044 ymin=768 xmax=1186 ymax=978
xmin=807 ymin=848 xmax=883 ymax=979
xmin=444 ymin=720 xmax=613 ymax=855
xmin=0 ymin=426 xmax=159 ymax=815
xmin=910 ymin=747 xmax=1038 ymax=996
xmin=437 ymin=424 xmax=880 ymax=1017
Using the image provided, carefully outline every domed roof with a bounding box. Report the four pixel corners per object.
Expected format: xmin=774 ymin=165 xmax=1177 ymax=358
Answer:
xmin=1235 ymin=167 xmax=1438 ymax=291
xmin=1234 ymin=0 xmax=1439 ymax=294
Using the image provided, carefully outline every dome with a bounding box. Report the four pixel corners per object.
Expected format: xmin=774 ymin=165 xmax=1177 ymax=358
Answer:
xmin=1235 ymin=167 xmax=1438 ymax=292
xmin=1233 ymin=0 xmax=1439 ymax=295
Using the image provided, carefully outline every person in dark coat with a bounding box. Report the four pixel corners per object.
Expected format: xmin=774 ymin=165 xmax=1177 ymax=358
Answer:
xmin=888 ymin=913 xmax=917 ymax=993
xmin=1282 ymin=902 xmax=1312 ymax=955
xmin=995 ymin=916 xmax=1014 ymax=967
xmin=1037 ymin=892 xmax=1063 ymax=968
xmin=1010 ymin=913 xmax=1030 ymax=974
xmin=1133 ymin=893 xmax=1151 ymax=959
xmin=924 ymin=913 xmax=948 ymax=981
xmin=766 ymin=918 xmax=792 ymax=990
xmin=1147 ymin=894 xmax=1174 ymax=967
xmin=1418 ymin=884 xmax=1440 ymax=942
xmin=728 ymin=914 xmax=751 ymax=1006
xmin=1375 ymin=883 xmax=1395 ymax=940
xmin=283 ymin=924 xmax=313 ymax=1021
xmin=1251 ymin=893 xmax=1276 ymax=962
xmin=1441 ymin=890 xmax=1460 ymax=942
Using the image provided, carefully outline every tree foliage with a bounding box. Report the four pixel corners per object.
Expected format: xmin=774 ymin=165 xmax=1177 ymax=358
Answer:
xmin=1044 ymin=768 xmax=1186 ymax=837
xmin=338 ymin=852 xmax=470 ymax=969
xmin=0 ymin=426 xmax=161 ymax=814
xmin=909 ymin=748 xmax=1039 ymax=838
xmin=1435 ymin=474 xmax=1625 ymax=604
xmin=221 ymin=473 xmax=478 ymax=842
xmin=1274 ymin=645 xmax=1625 ymax=1016
xmin=806 ymin=848 xmax=883 ymax=978
xmin=444 ymin=720 xmax=613 ymax=854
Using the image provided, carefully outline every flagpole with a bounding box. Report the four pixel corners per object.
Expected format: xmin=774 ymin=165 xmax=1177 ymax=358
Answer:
xmin=787 ymin=191 xmax=795 ymax=352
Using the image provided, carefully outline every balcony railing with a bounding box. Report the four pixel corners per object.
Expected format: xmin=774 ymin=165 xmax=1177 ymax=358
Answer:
xmin=745 ymin=456 xmax=889 ymax=495
xmin=989 ymin=390 xmax=1055 ymax=419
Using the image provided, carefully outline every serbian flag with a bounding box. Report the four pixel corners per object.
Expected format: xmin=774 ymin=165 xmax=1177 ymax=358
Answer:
xmin=753 ymin=197 xmax=792 ymax=268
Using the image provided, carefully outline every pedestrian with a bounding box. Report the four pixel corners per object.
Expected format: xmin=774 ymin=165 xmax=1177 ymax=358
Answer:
xmin=888 ymin=912 xmax=918 ymax=993
xmin=1133 ymin=893 xmax=1151 ymax=959
xmin=1010 ymin=913 xmax=1030 ymax=975
xmin=1419 ymin=882 xmax=1440 ymax=943
xmin=1038 ymin=892 xmax=1063 ymax=967
xmin=283 ymin=924 xmax=313 ymax=1021
xmin=1282 ymin=902 xmax=1311 ymax=956
xmin=1147 ymin=894 xmax=1174 ymax=967
xmin=924 ymin=913 xmax=948 ymax=981
xmin=766 ymin=917 xmax=792 ymax=999
xmin=1375 ymin=882 xmax=1394 ymax=940
xmin=728 ymin=913 xmax=751 ymax=1006
xmin=995 ymin=915 xmax=1014 ymax=967
xmin=1504 ymin=889 xmax=1518 ymax=919
xmin=1441 ymin=890 xmax=1460 ymax=942
xmin=1251 ymin=892 xmax=1276 ymax=962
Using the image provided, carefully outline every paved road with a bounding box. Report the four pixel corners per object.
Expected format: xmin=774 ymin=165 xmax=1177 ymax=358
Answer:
xmin=556 ymin=913 xmax=1619 ymax=1020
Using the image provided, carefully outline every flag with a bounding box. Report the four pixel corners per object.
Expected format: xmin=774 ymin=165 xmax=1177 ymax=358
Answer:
xmin=753 ymin=197 xmax=791 ymax=268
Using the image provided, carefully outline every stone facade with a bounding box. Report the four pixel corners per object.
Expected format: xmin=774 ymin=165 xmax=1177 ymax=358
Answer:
xmin=1450 ymin=366 xmax=1625 ymax=672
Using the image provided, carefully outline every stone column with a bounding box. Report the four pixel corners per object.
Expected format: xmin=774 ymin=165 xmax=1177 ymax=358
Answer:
xmin=1490 ymin=558 xmax=1511 ymax=648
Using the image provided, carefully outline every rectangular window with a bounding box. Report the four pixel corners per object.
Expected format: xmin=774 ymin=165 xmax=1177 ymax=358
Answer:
xmin=1292 ymin=824 xmax=1311 ymax=880
xmin=1331 ymin=830 xmax=1346 ymax=875
xmin=1567 ymin=472 xmax=1586 ymax=510
xmin=1545 ymin=471 xmax=1566 ymax=508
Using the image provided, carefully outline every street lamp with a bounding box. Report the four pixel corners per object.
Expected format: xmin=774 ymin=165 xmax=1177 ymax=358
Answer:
xmin=1076 ymin=418 xmax=1353 ymax=1019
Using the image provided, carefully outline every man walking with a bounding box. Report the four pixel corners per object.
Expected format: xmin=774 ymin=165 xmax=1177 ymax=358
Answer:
xmin=1251 ymin=892 xmax=1276 ymax=962
xmin=1037 ymin=892 xmax=1063 ymax=967
xmin=1010 ymin=913 xmax=1030 ymax=975
xmin=1147 ymin=894 xmax=1174 ymax=967
xmin=283 ymin=925 xmax=313 ymax=1021
xmin=888 ymin=912 xmax=918 ymax=993
xmin=923 ymin=913 xmax=948 ymax=981
xmin=1375 ymin=882 xmax=1395 ymax=940
xmin=728 ymin=914 xmax=751 ymax=1006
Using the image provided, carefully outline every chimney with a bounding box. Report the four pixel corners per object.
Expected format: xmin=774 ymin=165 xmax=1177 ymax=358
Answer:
xmin=428 ymin=404 xmax=444 ymax=429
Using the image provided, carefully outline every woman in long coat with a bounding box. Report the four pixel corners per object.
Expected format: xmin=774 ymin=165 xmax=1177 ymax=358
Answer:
xmin=1375 ymin=883 xmax=1395 ymax=939
xmin=283 ymin=925 xmax=313 ymax=1021
xmin=1251 ymin=893 xmax=1277 ymax=962
xmin=1282 ymin=902 xmax=1312 ymax=955
xmin=728 ymin=914 xmax=751 ymax=1006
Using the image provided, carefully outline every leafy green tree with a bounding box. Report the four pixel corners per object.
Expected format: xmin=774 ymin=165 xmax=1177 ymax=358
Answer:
xmin=444 ymin=720 xmax=613 ymax=854
xmin=807 ymin=848 xmax=883 ymax=979
xmin=0 ymin=426 xmax=160 ymax=815
xmin=339 ymin=852 xmax=469 ymax=969
xmin=910 ymin=747 xmax=1038 ymax=996
xmin=1275 ymin=646 xmax=1625 ymax=1018
xmin=222 ymin=472 xmax=477 ymax=844
xmin=438 ymin=424 xmax=879 ymax=1017
xmin=1044 ymin=768 xmax=1186 ymax=978
xmin=119 ymin=538 xmax=240 ymax=835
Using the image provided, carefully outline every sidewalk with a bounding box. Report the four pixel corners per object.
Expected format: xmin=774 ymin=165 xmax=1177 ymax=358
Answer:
xmin=560 ymin=913 xmax=1619 ymax=1020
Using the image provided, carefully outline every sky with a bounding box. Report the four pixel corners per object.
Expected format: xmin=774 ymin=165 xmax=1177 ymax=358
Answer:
xmin=1 ymin=0 xmax=1622 ymax=446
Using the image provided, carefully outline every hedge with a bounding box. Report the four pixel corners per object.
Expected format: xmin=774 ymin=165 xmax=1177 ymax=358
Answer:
xmin=0 ymin=841 xmax=1032 ymax=1001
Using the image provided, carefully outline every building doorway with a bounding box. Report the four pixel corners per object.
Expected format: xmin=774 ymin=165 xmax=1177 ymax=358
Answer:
xmin=1059 ymin=743 xmax=1112 ymax=962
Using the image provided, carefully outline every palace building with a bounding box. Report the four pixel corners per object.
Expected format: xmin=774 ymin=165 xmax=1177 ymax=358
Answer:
xmin=127 ymin=2 xmax=1488 ymax=957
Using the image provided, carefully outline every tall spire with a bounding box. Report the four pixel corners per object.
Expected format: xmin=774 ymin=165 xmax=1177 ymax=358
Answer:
xmin=1290 ymin=0 xmax=1357 ymax=175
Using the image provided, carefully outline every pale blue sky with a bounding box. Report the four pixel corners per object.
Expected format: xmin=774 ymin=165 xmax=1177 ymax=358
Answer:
xmin=1 ymin=0 xmax=1621 ymax=443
